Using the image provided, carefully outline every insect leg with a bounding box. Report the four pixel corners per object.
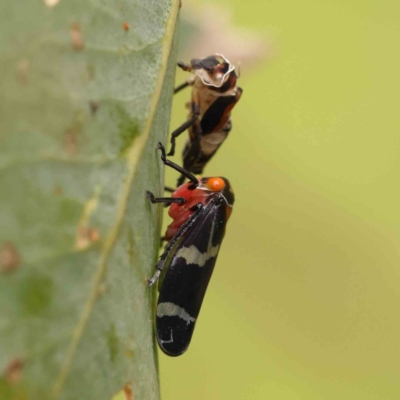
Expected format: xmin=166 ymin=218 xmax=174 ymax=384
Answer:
xmin=174 ymin=76 xmax=195 ymax=94
xmin=160 ymin=236 xmax=166 ymax=248
xmin=148 ymin=203 xmax=204 ymax=287
xmin=174 ymin=81 xmax=190 ymax=94
xmin=168 ymin=103 xmax=200 ymax=157
xmin=164 ymin=186 xmax=175 ymax=193
xmin=146 ymin=191 xmax=185 ymax=206
xmin=157 ymin=143 xmax=198 ymax=187
xmin=176 ymin=120 xmax=203 ymax=187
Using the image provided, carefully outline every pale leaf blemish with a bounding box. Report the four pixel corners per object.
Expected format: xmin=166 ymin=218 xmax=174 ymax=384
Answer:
xmin=71 ymin=23 xmax=85 ymax=51
xmin=0 ymin=242 xmax=21 ymax=274
xmin=75 ymin=187 xmax=102 ymax=250
xmin=112 ymin=383 xmax=133 ymax=400
xmin=75 ymin=227 xmax=100 ymax=250
xmin=118 ymin=44 xmax=130 ymax=57
xmin=4 ymin=358 xmax=24 ymax=385
xmin=44 ymin=0 xmax=60 ymax=7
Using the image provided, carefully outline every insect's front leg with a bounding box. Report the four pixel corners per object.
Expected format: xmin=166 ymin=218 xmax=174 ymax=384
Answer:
xmin=168 ymin=102 xmax=200 ymax=157
xmin=174 ymin=76 xmax=195 ymax=94
xmin=147 ymin=191 xmax=185 ymax=249
xmin=157 ymin=143 xmax=198 ymax=186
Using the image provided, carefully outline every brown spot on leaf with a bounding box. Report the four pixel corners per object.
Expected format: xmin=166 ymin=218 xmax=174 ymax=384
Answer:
xmin=123 ymin=383 xmax=133 ymax=400
xmin=0 ymin=242 xmax=21 ymax=274
xmin=125 ymin=349 xmax=134 ymax=359
xmin=89 ymin=101 xmax=100 ymax=115
xmin=75 ymin=227 xmax=100 ymax=250
xmin=122 ymin=22 xmax=130 ymax=31
xmin=64 ymin=128 xmax=77 ymax=155
xmin=16 ymin=59 xmax=29 ymax=85
xmin=53 ymin=185 xmax=64 ymax=196
xmin=64 ymin=110 xmax=85 ymax=155
xmin=4 ymin=358 xmax=24 ymax=384
xmin=71 ymin=23 xmax=85 ymax=51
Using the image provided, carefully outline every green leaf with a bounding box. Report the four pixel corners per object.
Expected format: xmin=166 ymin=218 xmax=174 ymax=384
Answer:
xmin=0 ymin=1 xmax=179 ymax=399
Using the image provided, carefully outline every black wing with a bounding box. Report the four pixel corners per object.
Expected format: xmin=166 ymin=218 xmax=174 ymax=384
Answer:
xmin=156 ymin=195 xmax=228 ymax=356
xmin=200 ymin=94 xmax=238 ymax=134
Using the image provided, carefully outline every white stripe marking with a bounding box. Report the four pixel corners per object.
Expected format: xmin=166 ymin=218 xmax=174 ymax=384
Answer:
xmin=175 ymin=217 xmax=220 ymax=267
xmin=157 ymin=302 xmax=195 ymax=324
xmin=175 ymin=244 xmax=220 ymax=267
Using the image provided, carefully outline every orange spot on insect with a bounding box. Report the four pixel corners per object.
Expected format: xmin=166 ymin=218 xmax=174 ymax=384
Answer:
xmin=4 ymin=358 xmax=24 ymax=384
xmin=0 ymin=242 xmax=21 ymax=274
xmin=205 ymin=177 xmax=225 ymax=192
xmin=71 ymin=23 xmax=85 ymax=51
xmin=122 ymin=22 xmax=129 ymax=31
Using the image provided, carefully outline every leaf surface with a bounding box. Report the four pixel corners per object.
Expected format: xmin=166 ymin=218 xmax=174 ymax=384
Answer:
xmin=0 ymin=1 xmax=180 ymax=399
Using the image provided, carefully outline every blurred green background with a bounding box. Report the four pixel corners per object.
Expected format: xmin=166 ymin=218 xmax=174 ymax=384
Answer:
xmin=161 ymin=0 xmax=400 ymax=399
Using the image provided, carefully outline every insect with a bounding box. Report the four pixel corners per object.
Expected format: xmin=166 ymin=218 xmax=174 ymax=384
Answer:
xmin=169 ymin=53 xmax=243 ymax=186
xmin=147 ymin=142 xmax=235 ymax=356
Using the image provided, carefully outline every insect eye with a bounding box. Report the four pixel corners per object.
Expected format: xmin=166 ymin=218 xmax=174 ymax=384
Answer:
xmin=205 ymin=177 xmax=225 ymax=192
